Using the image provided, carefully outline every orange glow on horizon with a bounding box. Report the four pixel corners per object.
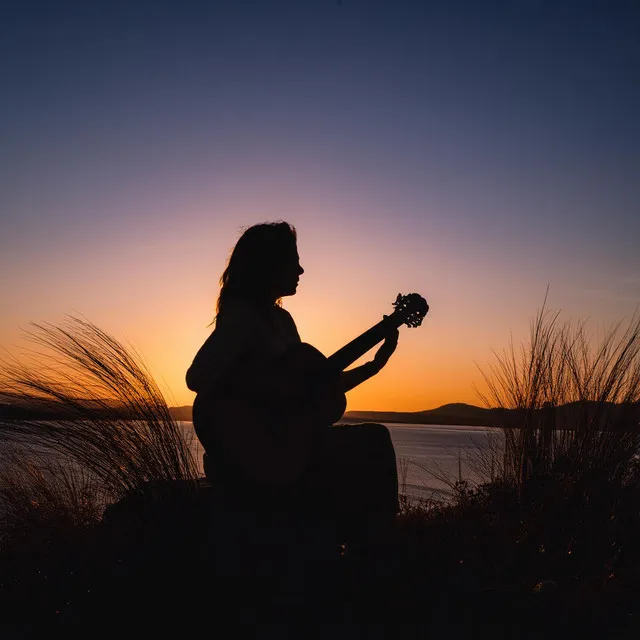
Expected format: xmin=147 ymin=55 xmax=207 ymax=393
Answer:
xmin=146 ymin=286 xmax=493 ymax=412
xmin=2 ymin=200 xmax=637 ymax=415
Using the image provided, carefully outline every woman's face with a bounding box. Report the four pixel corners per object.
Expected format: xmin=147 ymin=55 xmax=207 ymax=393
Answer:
xmin=271 ymin=242 xmax=304 ymax=298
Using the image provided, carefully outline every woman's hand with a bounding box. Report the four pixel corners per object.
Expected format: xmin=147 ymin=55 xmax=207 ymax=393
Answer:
xmin=372 ymin=323 xmax=399 ymax=372
xmin=340 ymin=322 xmax=399 ymax=392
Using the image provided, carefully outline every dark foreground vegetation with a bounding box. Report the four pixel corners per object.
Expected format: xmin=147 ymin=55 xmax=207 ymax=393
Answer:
xmin=2 ymin=473 xmax=640 ymax=639
xmin=1 ymin=305 xmax=640 ymax=638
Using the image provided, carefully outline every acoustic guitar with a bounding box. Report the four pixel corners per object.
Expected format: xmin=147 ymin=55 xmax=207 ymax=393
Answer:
xmin=193 ymin=293 xmax=429 ymax=455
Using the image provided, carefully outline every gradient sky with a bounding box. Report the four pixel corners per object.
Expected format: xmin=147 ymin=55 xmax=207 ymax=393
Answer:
xmin=1 ymin=0 xmax=639 ymax=411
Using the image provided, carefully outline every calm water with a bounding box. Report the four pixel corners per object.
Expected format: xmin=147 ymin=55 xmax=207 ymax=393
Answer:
xmin=181 ymin=421 xmax=505 ymax=502
xmin=383 ymin=423 xmax=504 ymax=501
xmin=1 ymin=421 xmax=504 ymax=506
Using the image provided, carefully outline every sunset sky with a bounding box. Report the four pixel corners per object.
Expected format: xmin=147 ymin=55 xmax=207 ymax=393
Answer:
xmin=1 ymin=0 xmax=639 ymax=411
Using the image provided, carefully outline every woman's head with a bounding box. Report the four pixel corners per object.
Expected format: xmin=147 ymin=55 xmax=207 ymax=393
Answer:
xmin=216 ymin=221 xmax=303 ymax=319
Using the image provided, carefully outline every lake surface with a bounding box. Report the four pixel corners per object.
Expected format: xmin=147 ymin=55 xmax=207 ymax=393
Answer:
xmin=0 ymin=421 xmax=505 ymax=506
xmin=182 ymin=421 xmax=505 ymax=502
xmin=382 ymin=422 xmax=504 ymax=501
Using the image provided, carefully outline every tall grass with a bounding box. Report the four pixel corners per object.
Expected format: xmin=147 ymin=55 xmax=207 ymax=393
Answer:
xmin=401 ymin=298 xmax=640 ymax=508
xmin=0 ymin=446 xmax=105 ymax=544
xmin=0 ymin=316 xmax=200 ymax=543
xmin=475 ymin=296 xmax=640 ymax=493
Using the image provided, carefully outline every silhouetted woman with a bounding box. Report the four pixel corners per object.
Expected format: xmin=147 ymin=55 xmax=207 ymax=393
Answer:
xmin=186 ymin=221 xmax=400 ymax=609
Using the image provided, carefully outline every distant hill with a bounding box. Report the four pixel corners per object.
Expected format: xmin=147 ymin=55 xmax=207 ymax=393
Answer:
xmin=169 ymin=406 xmax=193 ymax=422
xmin=343 ymin=401 xmax=640 ymax=429
xmin=0 ymin=392 xmax=194 ymax=422
xmin=342 ymin=403 xmax=502 ymax=426
xmin=167 ymin=402 xmax=503 ymax=426
xmin=3 ymin=394 xmax=638 ymax=430
xmin=0 ymin=392 xmax=157 ymax=421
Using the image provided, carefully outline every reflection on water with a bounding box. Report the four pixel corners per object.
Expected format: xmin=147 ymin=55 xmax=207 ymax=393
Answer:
xmin=384 ymin=423 xmax=505 ymax=501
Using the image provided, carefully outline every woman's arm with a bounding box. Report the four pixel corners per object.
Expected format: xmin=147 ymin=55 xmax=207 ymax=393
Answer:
xmin=340 ymin=361 xmax=382 ymax=393
xmin=339 ymin=327 xmax=399 ymax=393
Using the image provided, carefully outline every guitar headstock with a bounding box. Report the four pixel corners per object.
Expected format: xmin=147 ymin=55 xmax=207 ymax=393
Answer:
xmin=391 ymin=293 xmax=429 ymax=328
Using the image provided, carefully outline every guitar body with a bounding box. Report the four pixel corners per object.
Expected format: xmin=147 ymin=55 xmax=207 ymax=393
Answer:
xmin=271 ymin=342 xmax=348 ymax=425
xmin=192 ymin=342 xmax=347 ymax=457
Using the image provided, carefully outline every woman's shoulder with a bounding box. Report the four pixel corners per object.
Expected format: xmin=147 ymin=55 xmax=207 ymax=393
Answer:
xmin=273 ymin=305 xmax=297 ymax=325
xmin=274 ymin=305 xmax=300 ymax=339
xmin=274 ymin=304 xmax=294 ymax=318
xmin=216 ymin=299 xmax=264 ymax=329
xmin=219 ymin=300 xmax=298 ymax=335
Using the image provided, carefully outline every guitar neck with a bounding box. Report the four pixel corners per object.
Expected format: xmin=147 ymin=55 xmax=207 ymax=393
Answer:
xmin=327 ymin=315 xmax=400 ymax=373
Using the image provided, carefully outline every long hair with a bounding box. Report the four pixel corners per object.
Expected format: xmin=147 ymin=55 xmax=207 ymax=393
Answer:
xmin=214 ymin=221 xmax=297 ymax=324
